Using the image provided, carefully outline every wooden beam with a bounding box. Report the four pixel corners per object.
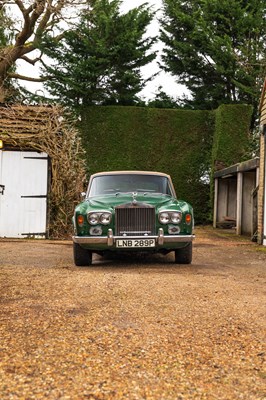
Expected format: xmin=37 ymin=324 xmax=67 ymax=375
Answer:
xmin=213 ymin=178 xmax=218 ymax=228
xmin=236 ymin=171 xmax=243 ymax=235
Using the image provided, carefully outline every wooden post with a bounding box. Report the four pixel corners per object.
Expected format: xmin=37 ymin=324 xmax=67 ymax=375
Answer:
xmin=213 ymin=178 xmax=218 ymax=228
xmin=236 ymin=171 xmax=243 ymax=235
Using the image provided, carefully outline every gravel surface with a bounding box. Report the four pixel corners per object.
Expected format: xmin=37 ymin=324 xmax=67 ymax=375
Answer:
xmin=0 ymin=226 xmax=265 ymax=399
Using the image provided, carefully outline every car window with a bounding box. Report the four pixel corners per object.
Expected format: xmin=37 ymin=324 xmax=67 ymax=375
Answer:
xmin=88 ymin=175 xmax=173 ymax=197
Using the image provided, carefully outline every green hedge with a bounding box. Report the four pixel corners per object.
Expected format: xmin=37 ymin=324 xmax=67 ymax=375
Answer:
xmin=209 ymin=104 xmax=253 ymax=217
xmin=212 ymin=104 xmax=253 ymax=168
xmin=80 ymin=105 xmax=252 ymax=223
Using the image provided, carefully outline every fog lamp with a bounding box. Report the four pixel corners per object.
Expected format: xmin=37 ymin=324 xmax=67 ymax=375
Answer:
xmin=168 ymin=225 xmax=180 ymax=235
xmin=90 ymin=226 xmax=102 ymax=236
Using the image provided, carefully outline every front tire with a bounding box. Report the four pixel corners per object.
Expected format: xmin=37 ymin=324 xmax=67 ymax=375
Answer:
xmin=73 ymin=242 xmax=92 ymax=266
xmin=174 ymin=243 xmax=192 ymax=264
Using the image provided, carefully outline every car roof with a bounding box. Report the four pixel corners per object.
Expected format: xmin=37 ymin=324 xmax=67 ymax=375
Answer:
xmin=88 ymin=171 xmax=176 ymax=198
xmin=90 ymin=171 xmax=171 ymax=179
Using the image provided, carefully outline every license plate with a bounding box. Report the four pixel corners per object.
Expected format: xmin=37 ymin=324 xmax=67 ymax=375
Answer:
xmin=116 ymin=239 xmax=155 ymax=248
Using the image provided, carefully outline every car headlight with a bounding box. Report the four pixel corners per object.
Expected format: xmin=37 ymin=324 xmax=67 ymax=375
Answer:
xmin=88 ymin=213 xmax=99 ymax=225
xmin=100 ymin=212 xmax=112 ymax=225
xmin=87 ymin=212 xmax=112 ymax=225
xmin=159 ymin=212 xmax=170 ymax=224
xmin=159 ymin=211 xmax=182 ymax=224
xmin=171 ymin=212 xmax=182 ymax=224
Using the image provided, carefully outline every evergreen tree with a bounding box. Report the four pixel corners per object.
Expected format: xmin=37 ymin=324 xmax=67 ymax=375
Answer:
xmin=147 ymin=86 xmax=181 ymax=108
xmin=160 ymin=0 xmax=266 ymax=113
xmin=41 ymin=0 xmax=156 ymax=107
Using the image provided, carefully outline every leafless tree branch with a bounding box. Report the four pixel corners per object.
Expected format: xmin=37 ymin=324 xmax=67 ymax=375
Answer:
xmin=0 ymin=0 xmax=85 ymax=93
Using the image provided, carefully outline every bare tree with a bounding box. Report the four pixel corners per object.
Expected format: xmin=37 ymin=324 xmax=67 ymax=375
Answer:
xmin=0 ymin=0 xmax=82 ymax=100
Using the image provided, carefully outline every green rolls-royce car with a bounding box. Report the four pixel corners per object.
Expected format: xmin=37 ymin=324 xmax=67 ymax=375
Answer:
xmin=73 ymin=171 xmax=195 ymax=266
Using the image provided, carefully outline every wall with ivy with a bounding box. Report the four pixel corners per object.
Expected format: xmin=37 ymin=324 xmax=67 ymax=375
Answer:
xmin=80 ymin=105 xmax=252 ymax=223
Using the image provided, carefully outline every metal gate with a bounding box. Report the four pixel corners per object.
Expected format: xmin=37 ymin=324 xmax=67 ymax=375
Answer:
xmin=0 ymin=150 xmax=49 ymax=238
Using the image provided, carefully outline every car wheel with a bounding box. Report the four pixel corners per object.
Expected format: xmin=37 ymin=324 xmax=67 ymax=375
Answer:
xmin=73 ymin=242 xmax=92 ymax=266
xmin=174 ymin=243 xmax=192 ymax=264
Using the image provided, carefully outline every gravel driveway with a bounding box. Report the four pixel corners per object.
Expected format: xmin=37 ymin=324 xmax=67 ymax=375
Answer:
xmin=0 ymin=226 xmax=265 ymax=400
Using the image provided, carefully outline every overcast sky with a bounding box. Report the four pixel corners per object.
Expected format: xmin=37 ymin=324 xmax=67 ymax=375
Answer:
xmin=17 ymin=0 xmax=187 ymax=101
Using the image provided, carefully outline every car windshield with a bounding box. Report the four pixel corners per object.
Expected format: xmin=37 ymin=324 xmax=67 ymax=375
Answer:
xmin=88 ymin=174 xmax=173 ymax=197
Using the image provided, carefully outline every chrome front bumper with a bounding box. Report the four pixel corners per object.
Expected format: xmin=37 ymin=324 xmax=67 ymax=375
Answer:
xmin=73 ymin=228 xmax=195 ymax=246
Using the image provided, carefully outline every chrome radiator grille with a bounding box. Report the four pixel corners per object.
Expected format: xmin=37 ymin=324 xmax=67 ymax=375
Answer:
xmin=115 ymin=207 xmax=156 ymax=236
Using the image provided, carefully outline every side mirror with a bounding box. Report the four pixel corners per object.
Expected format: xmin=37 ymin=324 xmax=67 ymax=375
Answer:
xmin=81 ymin=192 xmax=86 ymax=200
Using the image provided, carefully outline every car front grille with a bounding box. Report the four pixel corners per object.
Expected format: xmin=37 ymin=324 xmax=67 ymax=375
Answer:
xmin=115 ymin=206 xmax=156 ymax=236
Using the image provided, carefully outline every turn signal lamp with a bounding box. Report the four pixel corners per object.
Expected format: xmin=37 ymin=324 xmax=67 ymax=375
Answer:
xmin=185 ymin=214 xmax=192 ymax=225
xmin=0 ymin=140 xmax=3 ymax=149
xmin=77 ymin=215 xmax=84 ymax=226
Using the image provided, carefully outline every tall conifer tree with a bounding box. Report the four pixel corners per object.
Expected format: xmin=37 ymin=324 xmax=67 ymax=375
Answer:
xmin=160 ymin=0 xmax=266 ymax=112
xmin=41 ymin=0 xmax=156 ymax=107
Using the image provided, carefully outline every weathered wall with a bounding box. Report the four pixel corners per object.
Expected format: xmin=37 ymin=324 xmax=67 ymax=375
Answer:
xmin=242 ymin=171 xmax=257 ymax=235
xmin=258 ymin=79 xmax=266 ymax=244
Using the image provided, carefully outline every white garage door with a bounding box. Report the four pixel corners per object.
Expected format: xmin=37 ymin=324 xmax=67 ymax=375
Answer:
xmin=264 ymin=143 xmax=266 ymax=246
xmin=0 ymin=150 xmax=49 ymax=238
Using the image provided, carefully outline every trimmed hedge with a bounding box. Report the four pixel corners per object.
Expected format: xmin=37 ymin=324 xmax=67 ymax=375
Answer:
xmin=212 ymin=104 xmax=253 ymax=169
xmin=80 ymin=105 xmax=252 ymax=223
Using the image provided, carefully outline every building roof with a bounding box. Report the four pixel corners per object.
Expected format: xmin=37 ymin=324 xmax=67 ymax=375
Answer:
xmin=214 ymin=158 xmax=260 ymax=179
